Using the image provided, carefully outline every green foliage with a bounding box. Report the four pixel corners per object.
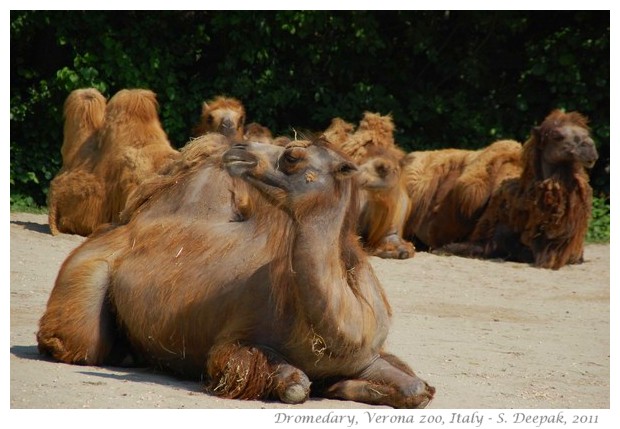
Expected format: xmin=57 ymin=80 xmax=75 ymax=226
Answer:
xmin=10 ymin=11 xmax=610 ymax=207
xmin=586 ymin=197 xmax=610 ymax=243
xmin=10 ymin=193 xmax=47 ymax=214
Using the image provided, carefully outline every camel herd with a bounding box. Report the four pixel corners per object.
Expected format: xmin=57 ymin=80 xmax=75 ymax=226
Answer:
xmin=38 ymin=88 xmax=599 ymax=407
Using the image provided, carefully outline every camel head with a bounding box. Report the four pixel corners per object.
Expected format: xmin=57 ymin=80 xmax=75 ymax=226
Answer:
xmin=194 ymin=96 xmax=246 ymax=139
xmin=223 ymin=140 xmax=358 ymax=218
xmin=356 ymin=146 xmax=405 ymax=193
xmin=529 ymin=110 xmax=599 ymax=177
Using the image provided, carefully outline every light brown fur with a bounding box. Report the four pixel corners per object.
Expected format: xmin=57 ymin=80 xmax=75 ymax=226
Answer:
xmin=327 ymin=113 xmax=415 ymax=259
xmin=37 ymin=139 xmax=434 ymax=408
xmin=59 ymin=88 xmax=107 ymax=170
xmin=425 ymin=140 xmax=523 ymax=247
xmin=339 ymin=112 xmax=395 ymax=164
xmin=357 ymin=145 xmax=415 ymax=259
xmin=48 ymin=88 xmax=107 ymax=236
xmin=192 ymin=96 xmax=246 ymax=140
xmin=322 ymin=117 xmax=355 ymax=148
xmin=400 ymin=140 xmax=523 ymax=249
xmin=94 ymin=89 xmax=179 ymax=224
xmin=243 ymin=122 xmax=273 ymax=144
xmin=439 ymin=110 xmax=598 ymax=269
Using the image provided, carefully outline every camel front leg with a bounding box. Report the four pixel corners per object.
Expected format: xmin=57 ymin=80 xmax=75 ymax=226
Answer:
xmin=372 ymin=232 xmax=415 ymax=259
xmin=321 ymin=353 xmax=435 ymax=408
xmin=206 ymin=342 xmax=311 ymax=404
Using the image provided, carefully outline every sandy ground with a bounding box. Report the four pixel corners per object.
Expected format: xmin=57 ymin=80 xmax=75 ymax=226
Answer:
xmin=9 ymin=212 xmax=610 ymax=412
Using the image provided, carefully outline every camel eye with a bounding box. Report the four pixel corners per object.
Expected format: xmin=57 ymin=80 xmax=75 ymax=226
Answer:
xmin=206 ymin=115 xmax=214 ymax=125
xmin=284 ymin=152 xmax=298 ymax=163
xmin=283 ymin=148 xmax=305 ymax=164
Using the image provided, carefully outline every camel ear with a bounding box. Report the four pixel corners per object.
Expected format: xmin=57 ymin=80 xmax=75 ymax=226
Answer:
xmin=531 ymin=126 xmax=541 ymax=140
xmin=201 ymin=102 xmax=210 ymax=115
xmin=334 ymin=160 xmax=358 ymax=180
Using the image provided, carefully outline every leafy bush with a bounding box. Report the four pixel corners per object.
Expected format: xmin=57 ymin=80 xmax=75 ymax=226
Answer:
xmin=10 ymin=11 xmax=609 ymax=210
xmin=586 ymin=196 xmax=610 ymax=243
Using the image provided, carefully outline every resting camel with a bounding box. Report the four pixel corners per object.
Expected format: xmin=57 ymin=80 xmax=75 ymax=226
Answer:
xmin=325 ymin=113 xmax=416 ymax=259
xmin=322 ymin=117 xmax=355 ymax=148
xmin=357 ymin=145 xmax=414 ymax=259
xmin=37 ymin=137 xmax=435 ymax=408
xmin=47 ymin=88 xmax=107 ymax=236
xmin=402 ymin=140 xmax=523 ymax=249
xmin=58 ymin=88 xmax=106 ymax=170
xmin=438 ymin=109 xmax=598 ymax=269
xmin=192 ymin=95 xmax=246 ymax=140
xmin=94 ymin=88 xmax=179 ymax=224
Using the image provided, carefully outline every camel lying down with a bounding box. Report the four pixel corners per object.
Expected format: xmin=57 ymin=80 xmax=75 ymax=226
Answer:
xmin=37 ymin=138 xmax=435 ymax=408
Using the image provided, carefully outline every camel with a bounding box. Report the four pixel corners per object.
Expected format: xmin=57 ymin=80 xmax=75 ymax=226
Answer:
xmin=37 ymin=137 xmax=435 ymax=408
xmin=438 ymin=109 xmax=598 ymax=269
xmin=325 ymin=113 xmax=416 ymax=259
xmin=47 ymin=88 xmax=107 ymax=236
xmin=402 ymin=140 xmax=523 ymax=249
xmin=94 ymin=88 xmax=179 ymax=224
xmin=357 ymin=145 xmax=415 ymax=259
xmin=58 ymin=88 xmax=106 ymax=170
xmin=192 ymin=95 xmax=246 ymax=140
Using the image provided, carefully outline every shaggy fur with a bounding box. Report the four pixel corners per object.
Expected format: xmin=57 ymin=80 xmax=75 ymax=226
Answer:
xmin=322 ymin=117 xmax=355 ymax=148
xmin=192 ymin=96 xmax=246 ymax=140
xmin=339 ymin=112 xmax=395 ymax=163
xmin=326 ymin=113 xmax=416 ymax=259
xmin=425 ymin=140 xmax=523 ymax=247
xmin=357 ymin=145 xmax=415 ymax=259
xmin=59 ymin=88 xmax=107 ymax=170
xmin=243 ymin=122 xmax=273 ymax=144
xmin=48 ymin=88 xmax=107 ymax=236
xmin=439 ymin=110 xmax=598 ymax=269
xmin=94 ymin=89 xmax=179 ymax=224
xmin=37 ymin=138 xmax=435 ymax=408
xmin=400 ymin=140 xmax=523 ymax=249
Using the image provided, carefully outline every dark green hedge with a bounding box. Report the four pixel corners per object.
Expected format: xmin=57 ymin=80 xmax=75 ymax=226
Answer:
xmin=10 ymin=10 xmax=610 ymax=207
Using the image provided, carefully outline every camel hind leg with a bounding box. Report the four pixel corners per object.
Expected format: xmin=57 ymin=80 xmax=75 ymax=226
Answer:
xmin=37 ymin=252 xmax=124 ymax=365
xmin=206 ymin=342 xmax=311 ymax=404
xmin=320 ymin=353 xmax=435 ymax=408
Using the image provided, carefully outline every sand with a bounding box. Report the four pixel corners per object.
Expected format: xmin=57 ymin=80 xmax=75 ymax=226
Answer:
xmin=9 ymin=212 xmax=610 ymax=413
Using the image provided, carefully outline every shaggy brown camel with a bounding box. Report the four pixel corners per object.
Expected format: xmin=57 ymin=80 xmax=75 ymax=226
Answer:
xmin=59 ymin=88 xmax=107 ymax=170
xmin=37 ymin=137 xmax=435 ymax=408
xmin=438 ymin=109 xmax=598 ymax=269
xmin=192 ymin=95 xmax=246 ymax=140
xmin=326 ymin=113 xmax=416 ymax=259
xmin=47 ymin=88 xmax=107 ymax=236
xmin=402 ymin=140 xmax=523 ymax=249
xmin=357 ymin=145 xmax=415 ymax=259
xmin=94 ymin=88 xmax=179 ymax=224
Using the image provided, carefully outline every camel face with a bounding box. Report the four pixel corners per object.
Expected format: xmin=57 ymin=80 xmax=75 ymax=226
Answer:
xmin=211 ymin=107 xmax=245 ymax=138
xmin=357 ymin=156 xmax=401 ymax=192
xmin=197 ymin=98 xmax=246 ymax=139
xmin=224 ymin=140 xmax=357 ymax=211
xmin=541 ymin=124 xmax=598 ymax=168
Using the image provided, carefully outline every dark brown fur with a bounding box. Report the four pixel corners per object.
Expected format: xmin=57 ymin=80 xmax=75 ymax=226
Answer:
xmin=439 ymin=110 xmax=598 ymax=269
